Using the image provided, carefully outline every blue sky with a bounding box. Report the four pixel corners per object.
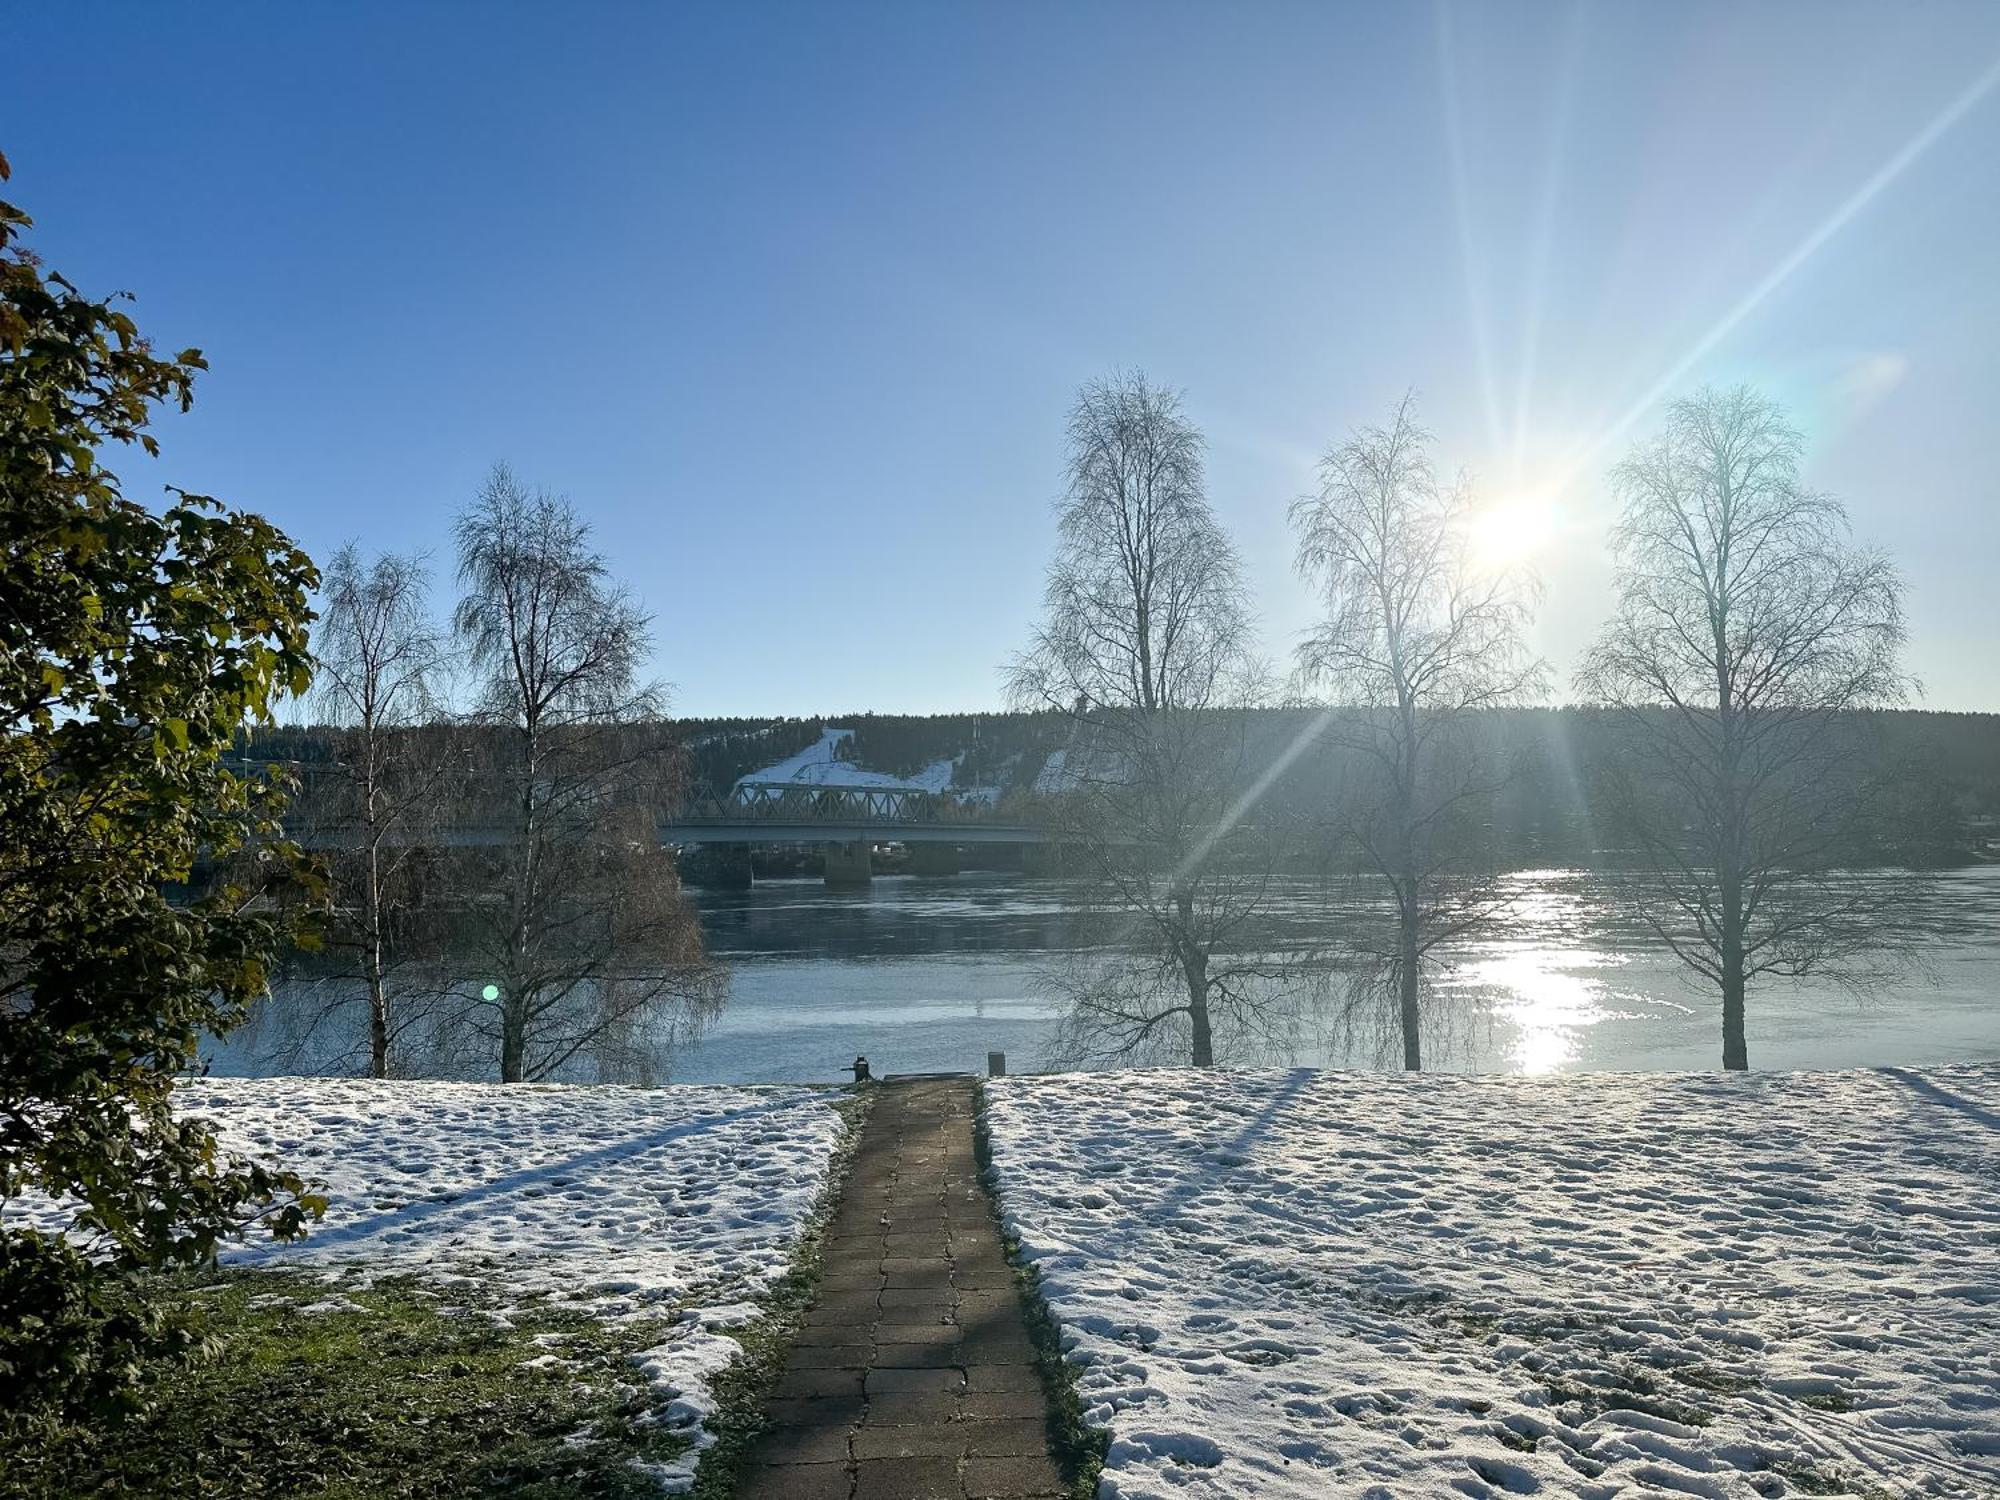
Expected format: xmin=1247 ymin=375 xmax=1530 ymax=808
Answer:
xmin=9 ymin=1 xmax=2000 ymax=713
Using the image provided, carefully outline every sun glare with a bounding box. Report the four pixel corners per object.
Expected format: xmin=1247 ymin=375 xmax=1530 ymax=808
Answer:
xmin=1465 ymin=492 xmax=1557 ymax=572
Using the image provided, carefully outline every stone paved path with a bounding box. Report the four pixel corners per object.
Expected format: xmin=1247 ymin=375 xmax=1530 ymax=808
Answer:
xmin=734 ymin=1078 xmax=1067 ymax=1500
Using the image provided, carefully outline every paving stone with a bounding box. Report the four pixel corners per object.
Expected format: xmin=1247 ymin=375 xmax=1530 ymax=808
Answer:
xmin=958 ymin=1388 xmax=1046 ymax=1420
xmin=807 ymin=1297 xmax=882 ymax=1327
xmin=767 ymin=1396 xmax=865 ymax=1427
xmin=792 ymin=1323 xmax=874 ymax=1349
xmin=735 ymin=1461 xmax=855 ymax=1500
xmin=851 ymin=1424 xmax=967 ymax=1460
xmin=851 ymin=1455 xmax=960 ymax=1500
xmin=956 ymin=1420 xmax=1048 ymax=1457
xmin=777 ymin=1367 xmax=867 ymax=1399
xmin=954 ymin=1305 xmax=1023 ymax=1338
xmin=963 ymin=1455 xmax=1064 ymax=1497
xmin=749 ymin=1424 xmax=855 ymax=1465
xmin=875 ymin=1322 xmax=957 ymax=1344
xmin=883 ymin=1265 xmax=953 ymax=1289
xmin=788 ymin=1343 xmax=874 ymax=1369
xmin=873 ymin=1342 xmax=961 ymax=1369
xmin=960 ymin=1330 xmax=1035 ymax=1363
xmin=952 ymin=1269 xmax=1016 ymax=1290
xmin=964 ymin=1365 xmax=1041 ymax=1393
xmin=820 ymin=1271 xmax=889 ymax=1292
xmin=861 ymin=1391 xmax=962 ymax=1425
xmin=866 ymin=1366 xmax=966 ymax=1394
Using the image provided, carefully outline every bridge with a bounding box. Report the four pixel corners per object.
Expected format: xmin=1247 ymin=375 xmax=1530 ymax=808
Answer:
xmin=276 ymin=777 xmax=1060 ymax=889
xmin=661 ymin=781 xmax=1045 ymax=846
xmin=663 ymin=781 xmax=1055 ymax=888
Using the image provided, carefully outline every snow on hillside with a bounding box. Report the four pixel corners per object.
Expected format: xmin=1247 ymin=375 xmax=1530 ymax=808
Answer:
xmin=21 ymin=1078 xmax=846 ymax=1493
xmin=737 ymin=724 xmax=958 ymax=794
xmin=984 ymin=1064 xmax=2000 ymax=1500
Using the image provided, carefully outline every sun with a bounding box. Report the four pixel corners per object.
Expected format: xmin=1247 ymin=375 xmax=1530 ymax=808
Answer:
xmin=1464 ymin=492 xmax=1557 ymax=573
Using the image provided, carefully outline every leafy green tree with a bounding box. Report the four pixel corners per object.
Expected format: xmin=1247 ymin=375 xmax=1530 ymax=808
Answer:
xmin=0 ymin=155 xmax=325 ymax=1431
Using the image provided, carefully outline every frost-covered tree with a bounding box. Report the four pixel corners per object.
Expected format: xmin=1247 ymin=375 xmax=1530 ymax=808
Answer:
xmin=299 ymin=545 xmax=453 ymax=1077
xmin=1291 ymin=395 xmax=1544 ymax=1070
xmin=1577 ymin=387 xmax=1918 ymax=1070
xmin=1009 ymin=372 xmax=1296 ymax=1067
xmin=453 ymin=466 xmax=724 ymax=1081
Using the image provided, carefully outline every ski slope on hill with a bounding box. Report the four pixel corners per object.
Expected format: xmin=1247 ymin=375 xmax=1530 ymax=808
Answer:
xmin=984 ymin=1064 xmax=2000 ymax=1500
xmin=19 ymin=1078 xmax=847 ymax=1494
xmin=736 ymin=724 xmax=958 ymax=793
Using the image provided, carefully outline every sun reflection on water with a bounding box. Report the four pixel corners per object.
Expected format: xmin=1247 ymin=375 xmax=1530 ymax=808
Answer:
xmin=1445 ymin=870 xmax=1636 ymax=1074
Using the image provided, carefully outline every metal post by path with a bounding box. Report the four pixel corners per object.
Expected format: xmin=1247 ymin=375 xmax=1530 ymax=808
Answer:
xmin=987 ymin=1051 xmax=1006 ymax=1077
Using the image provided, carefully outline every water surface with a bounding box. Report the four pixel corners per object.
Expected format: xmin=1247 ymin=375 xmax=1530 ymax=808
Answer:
xmin=668 ymin=866 xmax=2000 ymax=1083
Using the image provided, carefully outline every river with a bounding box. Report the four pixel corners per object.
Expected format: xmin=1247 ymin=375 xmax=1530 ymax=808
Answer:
xmin=668 ymin=865 xmax=2000 ymax=1082
xmin=218 ymin=866 xmax=2000 ymax=1084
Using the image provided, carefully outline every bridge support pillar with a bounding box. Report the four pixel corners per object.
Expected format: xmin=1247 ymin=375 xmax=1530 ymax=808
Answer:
xmin=712 ymin=844 xmax=753 ymax=890
xmin=907 ymin=842 xmax=962 ymax=877
xmin=822 ymin=840 xmax=873 ymax=888
xmin=1021 ymin=842 xmax=1065 ymax=878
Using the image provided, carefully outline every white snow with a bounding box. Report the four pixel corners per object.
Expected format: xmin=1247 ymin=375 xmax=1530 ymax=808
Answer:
xmin=20 ymin=1077 xmax=846 ymax=1493
xmin=738 ymin=725 xmax=958 ymax=795
xmin=983 ymin=1064 xmax=2000 ymax=1500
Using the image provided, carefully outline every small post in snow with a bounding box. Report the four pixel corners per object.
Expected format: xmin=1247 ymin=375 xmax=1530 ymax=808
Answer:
xmin=987 ymin=1051 xmax=1006 ymax=1078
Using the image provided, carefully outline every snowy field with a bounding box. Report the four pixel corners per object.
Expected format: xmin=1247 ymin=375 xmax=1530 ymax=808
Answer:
xmin=21 ymin=1078 xmax=846 ymax=1492
xmin=984 ymin=1064 xmax=2000 ymax=1500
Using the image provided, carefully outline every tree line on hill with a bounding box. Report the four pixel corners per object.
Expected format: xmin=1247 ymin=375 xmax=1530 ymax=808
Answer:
xmin=659 ymin=704 xmax=1993 ymax=863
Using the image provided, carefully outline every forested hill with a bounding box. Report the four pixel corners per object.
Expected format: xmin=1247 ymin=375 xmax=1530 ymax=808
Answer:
xmin=675 ymin=708 xmax=2000 ymax=861
xmin=247 ymin=708 xmax=2000 ymax=865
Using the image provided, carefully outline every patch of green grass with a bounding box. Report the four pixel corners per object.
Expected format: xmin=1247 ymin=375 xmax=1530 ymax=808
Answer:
xmin=1762 ymin=1458 xmax=1893 ymax=1498
xmin=686 ymin=1088 xmax=873 ymax=1500
xmin=1 ymin=1271 xmax=687 ymax=1500
xmin=1538 ymin=1368 xmax=1713 ymax=1429
xmin=974 ymin=1085 xmax=1110 ymax=1500
xmin=1796 ymin=1389 xmax=1856 ymax=1413
xmin=1672 ymin=1364 xmax=1758 ymax=1397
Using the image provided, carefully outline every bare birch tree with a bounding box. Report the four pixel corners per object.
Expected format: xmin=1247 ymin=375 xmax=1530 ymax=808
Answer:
xmin=453 ymin=465 xmax=724 ymax=1082
xmin=1577 ymin=386 xmax=1917 ymax=1070
xmin=1008 ymin=372 xmax=1294 ymax=1067
xmin=301 ymin=544 xmax=451 ymax=1076
xmin=1291 ymin=396 xmax=1543 ymax=1070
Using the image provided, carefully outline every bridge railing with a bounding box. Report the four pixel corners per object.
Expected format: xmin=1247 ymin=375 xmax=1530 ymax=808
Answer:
xmin=672 ymin=780 xmax=950 ymax=826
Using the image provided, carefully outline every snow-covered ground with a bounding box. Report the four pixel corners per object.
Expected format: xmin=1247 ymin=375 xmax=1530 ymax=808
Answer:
xmin=22 ymin=1078 xmax=846 ymax=1492
xmin=738 ymin=724 xmax=959 ymax=794
xmin=984 ymin=1064 xmax=2000 ymax=1500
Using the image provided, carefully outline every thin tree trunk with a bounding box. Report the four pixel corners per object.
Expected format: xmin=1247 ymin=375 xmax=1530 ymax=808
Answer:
xmin=501 ymin=717 xmax=540 ymax=1084
xmin=361 ymin=705 xmax=390 ymax=1078
xmin=501 ymin=999 xmax=527 ymax=1083
xmin=364 ymin=845 xmax=389 ymax=1078
xmin=1399 ymin=908 xmax=1422 ymax=1071
xmin=1186 ymin=957 xmax=1213 ymax=1068
xmin=1721 ymin=889 xmax=1749 ymax=1071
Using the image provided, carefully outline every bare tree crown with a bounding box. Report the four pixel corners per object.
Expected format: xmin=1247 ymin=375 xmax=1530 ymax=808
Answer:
xmin=1291 ymin=394 xmax=1541 ymax=716
xmin=1008 ymin=371 xmax=1255 ymax=718
xmin=1581 ymin=385 xmax=1907 ymax=720
xmin=313 ymin=544 xmax=443 ymax=730
xmin=454 ymin=464 xmax=658 ymax=729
